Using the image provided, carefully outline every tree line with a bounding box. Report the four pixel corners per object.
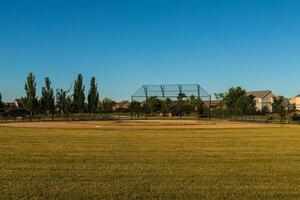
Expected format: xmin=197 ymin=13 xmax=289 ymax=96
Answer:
xmin=0 ymin=73 xmax=208 ymax=118
xmin=0 ymin=73 xmax=102 ymax=117
xmin=130 ymin=94 xmax=208 ymax=117
xmin=0 ymin=77 xmax=299 ymax=120
xmin=212 ymin=86 xmax=298 ymax=121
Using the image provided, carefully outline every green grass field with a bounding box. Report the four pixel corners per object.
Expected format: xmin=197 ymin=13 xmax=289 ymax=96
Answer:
xmin=1 ymin=125 xmax=300 ymax=199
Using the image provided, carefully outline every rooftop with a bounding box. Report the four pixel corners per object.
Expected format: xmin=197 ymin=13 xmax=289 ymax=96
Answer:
xmin=246 ymin=90 xmax=274 ymax=99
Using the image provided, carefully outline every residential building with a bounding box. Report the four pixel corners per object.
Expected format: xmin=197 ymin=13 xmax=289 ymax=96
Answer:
xmin=246 ymin=90 xmax=276 ymax=112
xmin=290 ymin=95 xmax=300 ymax=111
xmin=113 ymin=101 xmax=131 ymax=112
xmin=4 ymin=99 xmax=23 ymax=109
xmin=204 ymin=100 xmax=223 ymax=110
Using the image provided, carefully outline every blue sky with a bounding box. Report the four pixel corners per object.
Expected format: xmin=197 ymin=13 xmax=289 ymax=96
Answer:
xmin=1 ymin=0 xmax=300 ymax=101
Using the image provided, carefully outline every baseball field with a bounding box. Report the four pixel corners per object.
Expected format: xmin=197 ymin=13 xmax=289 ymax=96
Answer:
xmin=0 ymin=120 xmax=299 ymax=199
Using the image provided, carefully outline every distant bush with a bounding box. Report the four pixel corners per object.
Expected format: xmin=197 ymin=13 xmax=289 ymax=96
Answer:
xmin=2 ymin=108 xmax=29 ymax=118
xmin=267 ymin=116 xmax=274 ymax=121
xmin=292 ymin=113 xmax=300 ymax=121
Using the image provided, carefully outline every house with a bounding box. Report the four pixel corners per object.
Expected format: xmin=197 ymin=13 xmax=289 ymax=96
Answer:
xmin=289 ymin=95 xmax=300 ymax=111
xmin=113 ymin=101 xmax=131 ymax=112
xmin=246 ymin=90 xmax=276 ymax=112
xmin=203 ymin=100 xmax=223 ymax=109
xmin=4 ymin=99 xmax=23 ymax=109
xmin=14 ymin=99 xmax=22 ymax=108
xmin=5 ymin=102 xmax=17 ymax=109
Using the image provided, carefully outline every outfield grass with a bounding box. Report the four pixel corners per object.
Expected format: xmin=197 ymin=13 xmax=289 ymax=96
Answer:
xmin=1 ymin=126 xmax=300 ymax=199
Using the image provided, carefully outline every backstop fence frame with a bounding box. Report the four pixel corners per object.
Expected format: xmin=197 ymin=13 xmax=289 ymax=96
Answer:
xmin=131 ymin=84 xmax=212 ymax=119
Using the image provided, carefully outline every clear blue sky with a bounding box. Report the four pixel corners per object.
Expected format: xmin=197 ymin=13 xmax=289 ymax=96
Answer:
xmin=1 ymin=0 xmax=300 ymax=101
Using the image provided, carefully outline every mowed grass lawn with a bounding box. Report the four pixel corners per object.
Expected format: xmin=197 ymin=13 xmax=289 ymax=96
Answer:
xmin=1 ymin=126 xmax=300 ymax=199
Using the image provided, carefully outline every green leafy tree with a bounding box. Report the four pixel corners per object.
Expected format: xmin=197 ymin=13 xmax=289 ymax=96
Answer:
xmin=223 ymin=87 xmax=256 ymax=115
xmin=188 ymin=95 xmax=205 ymax=117
xmin=145 ymin=96 xmax=162 ymax=116
xmin=101 ymin=98 xmax=115 ymax=113
xmin=0 ymin=93 xmax=3 ymax=109
xmin=211 ymin=93 xmax=226 ymax=117
xmin=23 ymin=73 xmax=38 ymax=118
xmin=96 ymin=100 xmax=103 ymax=113
xmin=73 ymin=74 xmax=85 ymax=113
xmin=214 ymin=93 xmax=225 ymax=100
xmin=272 ymin=96 xmax=288 ymax=121
xmin=234 ymin=95 xmax=256 ymax=115
xmin=40 ymin=77 xmax=55 ymax=115
xmin=223 ymin=87 xmax=245 ymax=114
xmin=261 ymin=106 xmax=270 ymax=115
xmin=185 ymin=96 xmax=193 ymax=115
xmin=288 ymin=103 xmax=297 ymax=115
xmin=176 ymin=92 xmax=187 ymax=116
xmin=87 ymin=77 xmax=99 ymax=114
xmin=162 ymin=98 xmax=172 ymax=115
xmin=130 ymin=100 xmax=141 ymax=116
xmin=65 ymin=97 xmax=72 ymax=115
xmin=56 ymin=89 xmax=72 ymax=116
xmin=56 ymin=89 xmax=66 ymax=115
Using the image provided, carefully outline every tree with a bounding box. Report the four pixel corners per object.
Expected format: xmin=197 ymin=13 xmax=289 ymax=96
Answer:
xmin=40 ymin=77 xmax=55 ymax=115
xmin=188 ymin=95 xmax=205 ymax=117
xmin=23 ymin=73 xmax=37 ymax=118
xmin=87 ymin=77 xmax=99 ymax=114
xmin=65 ymin=97 xmax=72 ymax=115
xmin=101 ymin=98 xmax=114 ymax=113
xmin=56 ymin=89 xmax=66 ymax=115
xmin=56 ymin=89 xmax=72 ymax=116
xmin=130 ymin=100 xmax=141 ymax=116
xmin=222 ymin=87 xmax=256 ymax=115
xmin=73 ymin=74 xmax=85 ymax=113
xmin=214 ymin=93 xmax=224 ymax=100
xmin=288 ymin=103 xmax=297 ymax=115
xmin=234 ymin=95 xmax=256 ymax=115
xmin=176 ymin=92 xmax=187 ymax=116
xmin=0 ymin=93 xmax=3 ymax=109
xmin=162 ymin=98 xmax=172 ymax=115
xmin=145 ymin=96 xmax=162 ymax=116
xmin=261 ymin=106 xmax=270 ymax=115
xmin=211 ymin=93 xmax=226 ymax=117
xmin=223 ymin=87 xmax=245 ymax=114
xmin=272 ymin=96 xmax=288 ymax=122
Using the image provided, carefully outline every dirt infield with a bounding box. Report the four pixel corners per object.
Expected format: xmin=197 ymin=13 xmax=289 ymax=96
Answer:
xmin=0 ymin=120 xmax=280 ymax=130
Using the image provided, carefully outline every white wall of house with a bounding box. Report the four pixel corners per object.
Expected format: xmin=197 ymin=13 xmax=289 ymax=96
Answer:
xmin=262 ymin=93 xmax=274 ymax=112
xmin=290 ymin=96 xmax=300 ymax=111
xmin=254 ymin=98 xmax=262 ymax=111
xmin=253 ymin=93 xmax=275 ymax=112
